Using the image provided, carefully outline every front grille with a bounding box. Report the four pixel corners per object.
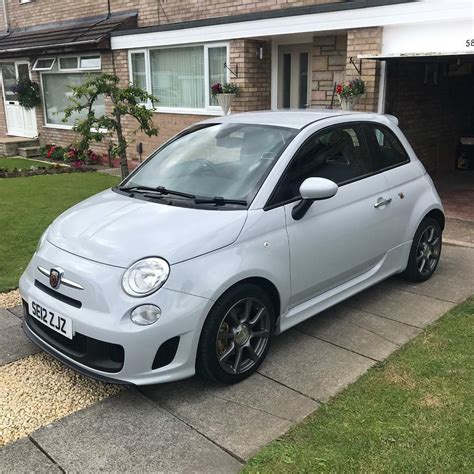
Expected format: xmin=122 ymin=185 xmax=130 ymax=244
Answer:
xmin=34 ymin=280 xmax=82 ymax=308
xmin=24 ymin=302 xmax=124 ymax=373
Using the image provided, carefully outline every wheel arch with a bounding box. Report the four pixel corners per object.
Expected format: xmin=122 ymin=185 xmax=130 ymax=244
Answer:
xmin=424 ymin=208 xmax=445 ymax=230
xmin=215 ymin=276 xmax=281 ymax=322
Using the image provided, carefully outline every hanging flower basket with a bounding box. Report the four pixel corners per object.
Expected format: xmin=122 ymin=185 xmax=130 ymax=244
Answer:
xmin=211 ymin=82 xmax=240 ymax=115
xmin=339 ymin=95 xmax=360 ymax=111
xmin=336 ymin=78 xmax=365 ymax=111
xmin=216 ymin=94 xmax=236 ymax=115
xmin=10 ymin=78 xmax=42 ymax=110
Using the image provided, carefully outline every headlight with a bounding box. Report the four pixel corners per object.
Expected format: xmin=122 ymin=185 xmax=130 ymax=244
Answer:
xmin=122 ymin=257 xmax=170 ymax=297
xmin=36 ymin=227 xmax=49 ymax=252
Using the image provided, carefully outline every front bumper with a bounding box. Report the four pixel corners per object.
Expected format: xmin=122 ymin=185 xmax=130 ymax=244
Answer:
xmin=19 ymin=241 xmax=213 ymax=385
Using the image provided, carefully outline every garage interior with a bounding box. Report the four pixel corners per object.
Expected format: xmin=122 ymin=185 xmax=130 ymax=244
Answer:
xmin=383 ymin=55 xmax=474 ymax=244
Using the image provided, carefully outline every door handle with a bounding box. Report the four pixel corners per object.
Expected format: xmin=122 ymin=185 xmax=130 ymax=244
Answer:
xmin=374 ymin=197 xmax=392 ymax=208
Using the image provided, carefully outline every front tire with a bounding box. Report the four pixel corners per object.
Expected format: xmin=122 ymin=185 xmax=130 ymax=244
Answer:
xmin=403 ymin=217 xmax=442 ymax=282
xmin=196 ymin=284 xmax=275 ymax=384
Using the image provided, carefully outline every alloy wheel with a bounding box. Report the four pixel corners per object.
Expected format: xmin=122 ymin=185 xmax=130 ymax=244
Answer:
xmin=416 ymin=225 xmax=441 ymax=276
xmin=216 ymin=297 xmax=271 ymax=375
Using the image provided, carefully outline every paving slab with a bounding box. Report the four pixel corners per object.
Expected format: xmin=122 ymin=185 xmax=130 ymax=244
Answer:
xmin=390 ymin=246 xmax=474 ymax=304
xmin=297 ymin=305 xmax=400 ymax=361
xmin=0 ymin=308 xmax=20 ymax=330
xmin=144 ymin=373 xmax=315 ymax=423
xmin=335 ymin=305 xmax=421 ymax=346
xmin=31 ymin=389 xmax=241 ymax=473
xmin=0 ymin=437 xmax=62 ymax=473
xmin=444 ymin=218 xmax=474 ymax=245
xmin=0 ymin=309 xmax=39 ymax=366
xmin=344 ymin=282 xmax=454 ymax=328
xmin=7 ymin=305 xmax=24 ymax=319
xmin=142 ymin=376 xmax=298 ymax=460
xmin=258 ymin=329 xmax=374 ymax=401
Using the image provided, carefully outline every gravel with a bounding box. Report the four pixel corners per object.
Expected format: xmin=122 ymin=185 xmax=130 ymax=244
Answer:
xmin=0 ymin=289 xmax=21 ymax=309
xmin=0 ymin=352 xmax=123 ymax=447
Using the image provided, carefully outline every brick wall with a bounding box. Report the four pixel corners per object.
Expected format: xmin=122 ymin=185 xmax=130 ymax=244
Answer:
xmin=311 ymin=34 xmax=347 ymax=108
xmin=345 ymin=27 xmax=382 ymax=112
xmin=386 ymin=60 xmax=474 ymax=175
xmin=230 ymin=39 xmax=272 ymax=113
xmin=5 ymin=0 xmax=343 ymax=30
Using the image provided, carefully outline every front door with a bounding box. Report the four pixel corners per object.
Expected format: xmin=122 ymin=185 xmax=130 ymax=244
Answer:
xmin=270 ymin=123 xmax=393 ymax=309
xmin=278 ymin=44 xmax=311 ymax=109
xmin=1 ymin=61 xmax=38 ymax=137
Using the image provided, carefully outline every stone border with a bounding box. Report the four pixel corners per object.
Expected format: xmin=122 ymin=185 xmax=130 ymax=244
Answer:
xmin=0 ymin=167 xmax=97 ymax=178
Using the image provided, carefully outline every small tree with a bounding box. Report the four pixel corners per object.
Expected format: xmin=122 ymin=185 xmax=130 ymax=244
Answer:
xmin=63 ymin=74 xmax=159 ymax=179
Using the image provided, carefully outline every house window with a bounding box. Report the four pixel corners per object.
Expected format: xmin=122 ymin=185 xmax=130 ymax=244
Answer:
xmin=129 ymin=43 xmax=229 ymax=113
xmin=58 ymin=55 xmax=101 ymax=71
xmin=40 ymin=55 xmax=104 ymax=127
xmin=208 ymin=46 xmax=227 ymax=106
xmin=42 ymin=72 xmax=105 ymax=126
xmin=32 ymin=58 xmax=56 ymax=71
xmin=130 ymin=52 xmax=147 ymax=91
xmin=59 ymin=57 xmax=79 ymax=70
xmin=79 ymin=55 xmax=101 ymax=70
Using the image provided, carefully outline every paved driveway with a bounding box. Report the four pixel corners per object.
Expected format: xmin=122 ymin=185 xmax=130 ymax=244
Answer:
xmin=2 ymin=245 xmax=473 ymax=472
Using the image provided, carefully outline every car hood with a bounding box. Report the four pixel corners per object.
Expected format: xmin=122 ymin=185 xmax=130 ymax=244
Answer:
xmin=47 ymin=189 xmax=248 ymax=268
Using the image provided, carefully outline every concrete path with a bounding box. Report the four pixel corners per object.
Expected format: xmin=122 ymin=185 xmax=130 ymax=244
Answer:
xmin=1 ymin=245 xmax=473 ymax=472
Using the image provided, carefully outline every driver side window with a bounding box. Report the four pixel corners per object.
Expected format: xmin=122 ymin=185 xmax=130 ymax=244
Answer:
xmin=270 ymin=124 xmax=372 ymax=205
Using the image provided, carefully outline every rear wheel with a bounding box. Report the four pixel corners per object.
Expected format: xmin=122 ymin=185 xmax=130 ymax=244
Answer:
xmin=196 ymin=284 xmax=275 ymax=384
xmin=403 ymin=217 xmax=442 ymax=282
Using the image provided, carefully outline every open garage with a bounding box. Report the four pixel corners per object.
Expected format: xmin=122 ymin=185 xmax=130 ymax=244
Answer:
xmin=364 ymin=15 xmax=474 ymax=245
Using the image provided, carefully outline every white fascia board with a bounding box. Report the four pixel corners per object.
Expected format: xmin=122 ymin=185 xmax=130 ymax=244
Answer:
xmin=111 ymin=1 xmax=473 ymax=50
xmin=379 ymin=19 xmax=474 ymax=56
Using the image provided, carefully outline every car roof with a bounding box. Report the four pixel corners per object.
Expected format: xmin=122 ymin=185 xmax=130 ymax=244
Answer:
xmin=201 ymin=109 xmax=396 ymax=130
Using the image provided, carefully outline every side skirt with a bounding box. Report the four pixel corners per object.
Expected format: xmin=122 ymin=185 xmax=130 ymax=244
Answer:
xmin=276 ymin=241 xmax=411 ymax=334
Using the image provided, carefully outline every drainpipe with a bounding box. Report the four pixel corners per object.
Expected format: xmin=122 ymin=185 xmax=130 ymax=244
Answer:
xmin=106 ymin=0 xmax=111 ymax=19
xmin=2 ymin=0 xmax=10 ymax=33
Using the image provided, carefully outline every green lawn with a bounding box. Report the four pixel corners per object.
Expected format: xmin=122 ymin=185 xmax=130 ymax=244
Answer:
xmin=245 ymin=297 xmax=474 ymax=473
xmin=0 ymin=173 xmax=119 ymax=291
xmin=0 ymin=157 xmax=53 ymax=170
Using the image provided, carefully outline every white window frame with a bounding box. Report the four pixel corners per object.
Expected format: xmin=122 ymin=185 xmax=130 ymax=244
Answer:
xmin=58 ymin=55 xmax=79 ymax=71
xmin=58 ymin=54 xmax=101 ymax=71
xmin=38 ymin=53 xmax=102 ymax=129
xmin=78 ymin=55 xmax=101 ymax=70
xmin=32 ymin=57 xmax=56 ymax=71
xmin=128 ymin=49 xmax=151 ymax=107
xmin=40 ymin=69 xmax=103 ymax=130
xmin=128 ymin=42 xmax=230 ymax=115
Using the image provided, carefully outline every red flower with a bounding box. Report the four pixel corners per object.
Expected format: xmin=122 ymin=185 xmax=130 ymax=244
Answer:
xmin=47 ymin=146 xmax=56 ymax=159
xmin=211 ymin=82 xmax=223 ymax=96
xmin=336 ymin=84 xmax=343 ymax=94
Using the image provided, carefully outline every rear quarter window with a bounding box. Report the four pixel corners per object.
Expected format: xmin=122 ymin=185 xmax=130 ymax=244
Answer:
xmin=363 ymin=123 xmax=410 ymax=172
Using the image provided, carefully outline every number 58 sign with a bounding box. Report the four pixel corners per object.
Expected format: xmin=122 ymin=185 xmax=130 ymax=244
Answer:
xmin=466 ymin=39 xmax=474 ymax=48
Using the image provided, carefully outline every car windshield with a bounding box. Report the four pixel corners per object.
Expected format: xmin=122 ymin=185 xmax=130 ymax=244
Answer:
xmin=121 ymin=123 xmax=296 ymax=204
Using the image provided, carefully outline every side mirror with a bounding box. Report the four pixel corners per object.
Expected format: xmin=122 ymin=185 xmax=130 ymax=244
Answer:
xmin=292 ymin=177 xmax=338 ymax=220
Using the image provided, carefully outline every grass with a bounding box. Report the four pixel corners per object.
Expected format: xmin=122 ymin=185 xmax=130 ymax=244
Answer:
xmin=0 ymin=172 xmax=119 ymax=292
xmin=244 ymin=297 xmax=474 ymax=473
xmin=0 ymin=157 xmax=54 ymax=170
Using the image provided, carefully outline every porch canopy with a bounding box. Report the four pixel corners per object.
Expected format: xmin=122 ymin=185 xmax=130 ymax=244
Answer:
xmin=0 ymin=11 xmax=137 ymax=58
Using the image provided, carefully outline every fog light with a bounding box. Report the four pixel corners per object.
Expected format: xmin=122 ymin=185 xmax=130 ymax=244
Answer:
xmin=130 ymin=305 xmax=161 ymax=326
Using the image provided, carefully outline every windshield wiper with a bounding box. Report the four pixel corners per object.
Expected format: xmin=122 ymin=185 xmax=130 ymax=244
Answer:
xmin=119 ymin=185 xmax=195 ymax=199
xmin=194 ymin=196 xmax=247 ymax=206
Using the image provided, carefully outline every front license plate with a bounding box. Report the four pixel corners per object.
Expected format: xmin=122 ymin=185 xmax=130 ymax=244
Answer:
xmin=28 ymin=297 xmax=73 ymax=339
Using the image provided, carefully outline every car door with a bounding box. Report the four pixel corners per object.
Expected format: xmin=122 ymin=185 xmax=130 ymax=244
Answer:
xmin=362 ymin=123 xmax=421 ymax=251
xmin=269 ymin=123 xmax=393 ymax=309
